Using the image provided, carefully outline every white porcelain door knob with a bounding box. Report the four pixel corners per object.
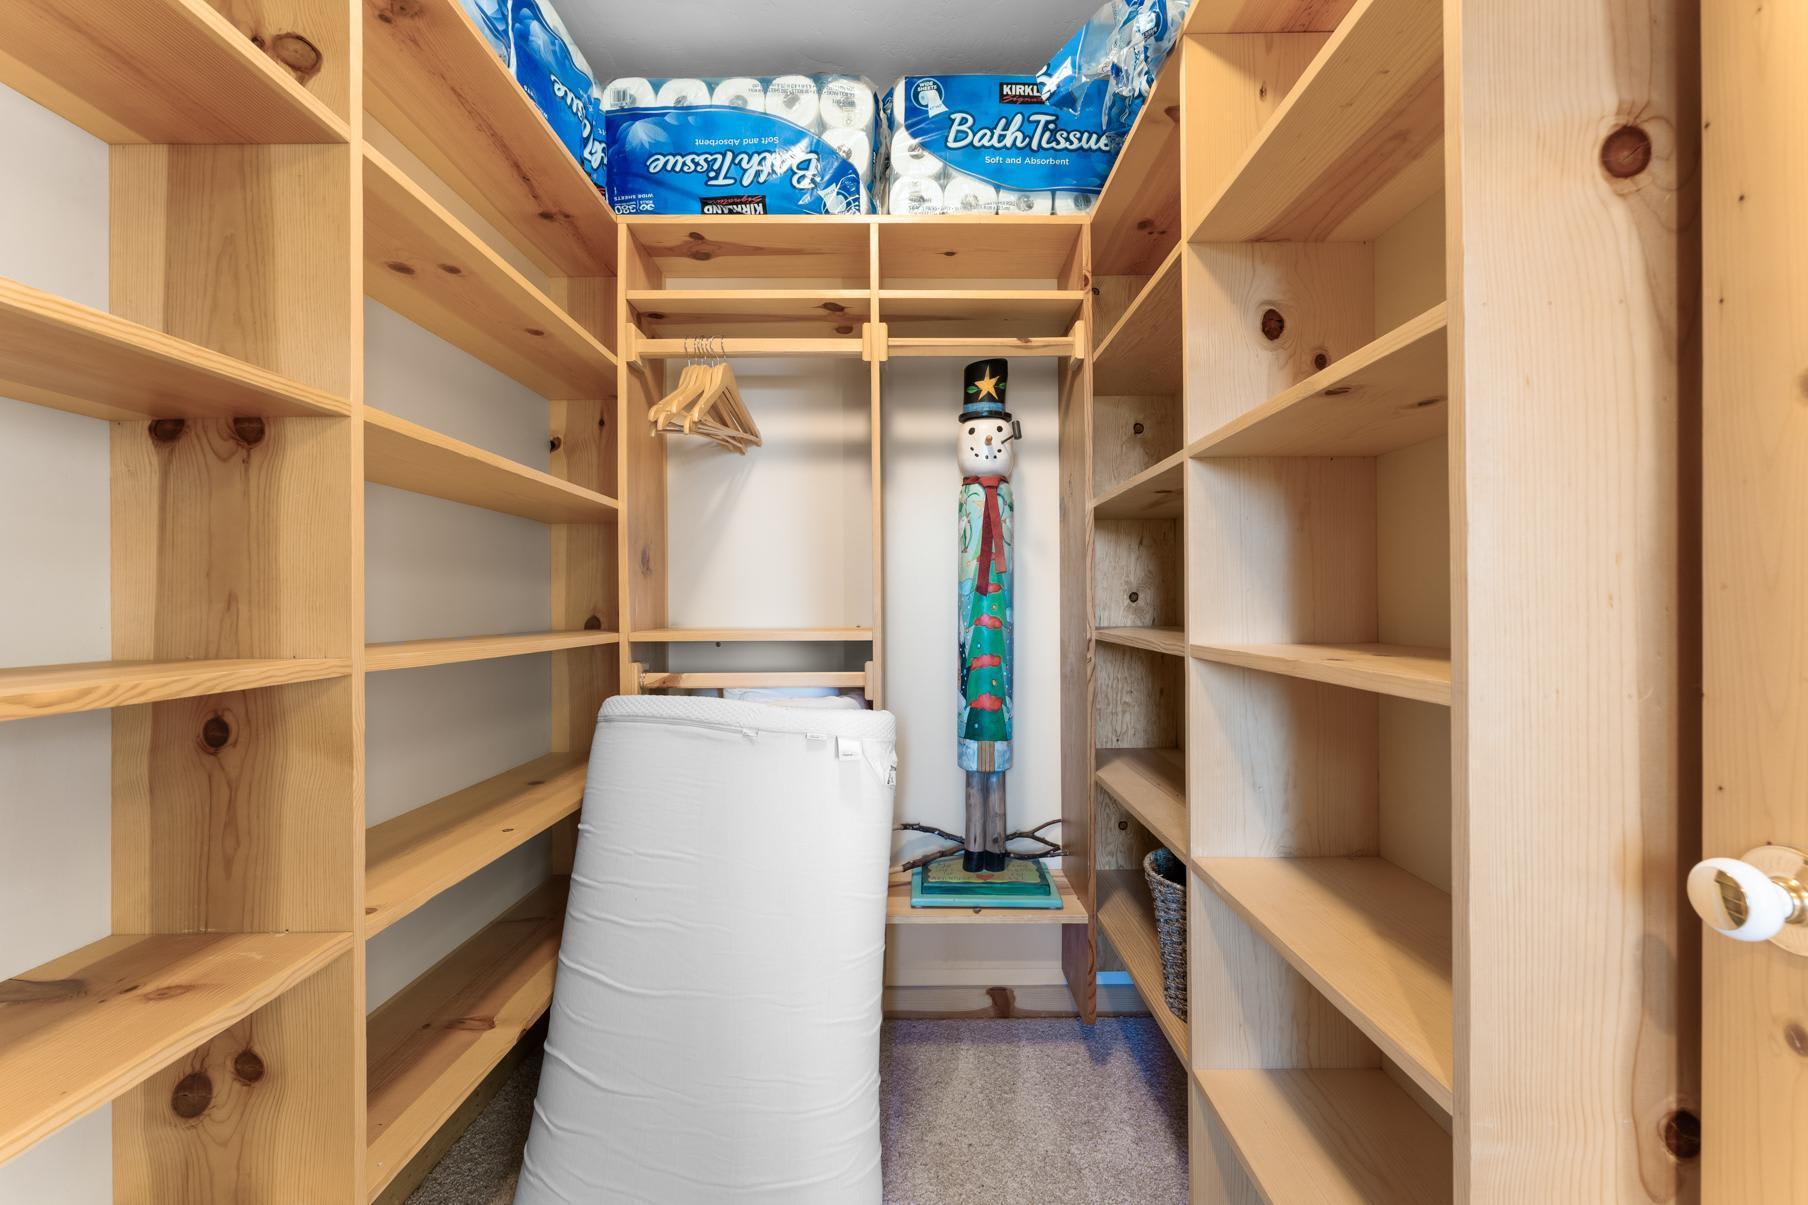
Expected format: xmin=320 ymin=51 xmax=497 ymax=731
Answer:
xmin=1688 ymin=845 xmax=1808 ymax=952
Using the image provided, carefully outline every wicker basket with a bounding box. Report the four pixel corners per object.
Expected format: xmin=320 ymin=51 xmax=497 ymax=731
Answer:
xmin=1142 ymin=848 xmax=1187 ymax=1020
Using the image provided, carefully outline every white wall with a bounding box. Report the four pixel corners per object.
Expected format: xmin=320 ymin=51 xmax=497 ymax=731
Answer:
xmin=0 ymin=82 xmax=114 ymax=1205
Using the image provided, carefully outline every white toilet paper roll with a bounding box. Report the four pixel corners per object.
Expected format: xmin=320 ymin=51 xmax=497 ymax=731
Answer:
xmin=943 ymin=174 xmax=998 ymax=215
xmin=655 ymin=78 xmax=710 ymax=108
xmin=711 ymin=77 xmax=765 ymax=110
xmin=819 ymin=77 xmax=875 ymax=131
xmin=1054 ymin=191 xmax=1097 ymax=216
xmin=997 ymin=189 xmax=1055 ymax=215
xmin=889 ymin=128 xmax=941 ymax=178
xmin=888 ymin=175 xmax=945 ymax=216
xmin=602 ymin=77 xmax=656 ymax=111
xmin=765 ymin=75 xmax=821 ymax=130
xmin=823 ymin=128 xmax=873 ymax=179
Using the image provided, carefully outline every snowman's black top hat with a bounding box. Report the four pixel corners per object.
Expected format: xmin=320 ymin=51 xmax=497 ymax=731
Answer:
xmin=960 ymin=358 xmax=1010 ymax=422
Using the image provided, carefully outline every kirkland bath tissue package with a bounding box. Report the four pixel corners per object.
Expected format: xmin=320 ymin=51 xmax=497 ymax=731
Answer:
xmin=880 ymin=74 xmax=1128 ymax=216
xmin=1037 ymin=0 xmax=1191 ymax=129
xmin=599 ymin=75 xmax=882 ymax=215
xmin=456 ymin=0 xmax=608 ymax=190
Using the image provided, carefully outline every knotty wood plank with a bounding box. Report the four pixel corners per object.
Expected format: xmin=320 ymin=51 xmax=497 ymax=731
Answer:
xmin=1095 ymin=869 xmax=1187 ymax=1060
xmin=1093 ymin=450 xmax=1185 ymax=520
xmin=629 ymin=217 xmax=873 ymax=282
xmin=1096 ymin=626 xmax=1186 ymax=657
xmin=365 ymin=407 xmax=618 ymax=524
xmin=1196 ymin=1068 xmax=1453 ymax=1204
xmin=366 ymin=880 xmax=565 ymax=1199
xmin=878 ymin=291 xmax=1087 ymax=339
xmin=363 ymin=146 xmax=616 ymax=400
xmin=1095 ymin=748 xmax=1188 ymax=865
xmin=1183 ymin=0 xmax=1359 ymax=33
xmin=1092 ymin=56 xmax=1182 ymax=276
xmin=364 ymin=755 xmax=587 ymax=936
xmin=886 ymin=870 xmax=1087 ymax=925
xmin=365 ymin=631 xmax=619 ymax=674
xmin=625 ymin=289 xmax=872 ymax=337
xmin=0 ymin=658 xmax=351 ymax=722
xmin=0 ymin=276 xmax=350 ymax=421
xmin=0 ymin=0 xmax=348 ymax=144
xmin=363 ymin=0 xmax=616 ymax=276
xmin=1189 ymin=642 xmax=1452 ymax=705
xmin=1093 ymin=246 xmax=1182 ymax=395
xmin=877 ymin=217 xmax=1087 ymax=282
xmin=1198 ymin=856 xmax=1453 ymax=1112
xmin=0 ymin=931 xmax=350 ymax=1163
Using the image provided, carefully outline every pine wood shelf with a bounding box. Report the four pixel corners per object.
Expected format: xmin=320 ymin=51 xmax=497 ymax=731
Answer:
xmin=887 ymin=334 xmax=1083 ymax=360
xmin=1198 ymin=856 xmax=1454 ymax=1113
xmin=366 ymin=879 xmax=565 ymax=1201
xmin=366 ymin=631 xmax=620 ymax=674
xmin=365 ymin=407 xmax=619 ymax=525
xmin=1092 ymin=246 xmax=1182 ymax=395
xmin=363 ymin=0 xmax=616 ymax=278
xmin=0 ymin=657 xmax=352 ymax=723
xmin=886 ymin=869 xmax=1087 ymax=925
xmin=1096 ymin=627 xmax=1187 ymax=656
xmin=631 ymin=628 xmax=874 ymax=643
xmin=1195 ymin=1068 xmax=1453 ymax=1204
xmin=1195 ymin=304 xmax=1448 ymax=457
xmin=638 ymin=670 xmax=867 ymax=691
xmin=628 ymin=334 xmax=866 ymax=362
xmin=879 ymin=290 xmax=1088 ymax=338
xmin=0 ymin=276 xmax=351 ymax=422
xmin=625 ymin=289 xmax=872 ymax=337
xmin=1189 ymin=0 xmax=1444 ymax=243
xmin=363 ymin=145 xmax=617 ymax=400
xmin=365 ymin=754 xmax=588 ymax=937
xmin=1093 ymin=448 xmax=1185 ymax=520
xmin=0 ymin=930 xmax=351 ymax=1164
xmin=1095 ymin=748 xmax=1188 ymax=865
xmin=1095 ymin=869 xmax=1187 ymax=1061
xmin=0 ymin=0 xmax=348 ymax=144
xmin=628 ymin=217 xmax=874 ymax=282
xmin=1190 ymin=642 xmax=1453 ymax=705
xmin=1183 ymin=0 xmax=1360 ymax=33
xmin=877 ymin=217 xmax=1087 ymax=283
xmin=1091 ymin=56 xmax=1182 ymax=276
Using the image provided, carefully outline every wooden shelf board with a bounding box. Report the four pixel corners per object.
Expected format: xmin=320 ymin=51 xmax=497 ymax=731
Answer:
xmin=1093 ymin=247 xmax=1183 ymax=395
xmin=887 ymin=335 xmax=1080 ymax=360
xmin=367 ymin=879 xmax=565 ymax=1201
xmin=1096 ymin=627 xmax=1187 ymax=657
xmin=1190 ymin=642 xmax=1452 ymax=705
xmin=0 ymin=276 xmax=351 ymax=422
xmin=1196 ymin=304 xmax=1448 ymax=457
xmin=1196 ymin=1068 xmax=1454 ymax=1205
xmin=639 ymin=670 xmax=867 ymax=690
xmin=1190 ymin=0 xmax=1444 ymax=243
xmin=876 ymin=216 xmax=1088 ymax=283
xmin=1198 ymin=856 xmax=1454 ymax=1112
xmin=365 ymin=407 xmax=618 ymax=525
xmin=365 ymin=754 xmax=587 ymax=937
xmin=1093 ymin=448 xmax=1185 ymax=519
xmin=363 ymin=0 xmax=616 ymax=277
xmin=0 ymin=657 xmax=352 ymax=723
xmin=626 ymin=217 xmax=873 ymax=282
xmin=1095 ymin=748 xmax=1188 ymax=864
xmin=0 ymin=930 xmax=351 ymax=1163
xmin=1092 ymin=55 xmax=1183 ymax=276
xmin=366 ymin=631 xmax=620 ymax=674
xmin=1095 ymin=869 xmax=1188 ymax=1061
xmin=625 ymin=289 xmax=872 ymax=337
xmin=886 ymin=869 xmax=1087 ymax=925
xmin=0 ymin=0 xmax=348 ymax=144
xmin=879 ymin=290 xmax=1087 ymax=338
xmin=630 ymin=628 xmax=873 ymax=643
xmin=1182 ymin=0 xmax=1361 ymax=33
xmin=363 ymin=145 xmax=616 ymax=401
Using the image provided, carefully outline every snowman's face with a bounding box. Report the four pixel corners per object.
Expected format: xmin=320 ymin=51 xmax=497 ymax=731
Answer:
xmin=959 ymin=418 xmax=1015 ymax=477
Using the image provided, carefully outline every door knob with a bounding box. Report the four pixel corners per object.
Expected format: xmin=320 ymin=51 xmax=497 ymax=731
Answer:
xmin=1688 ymin=844 xmax=1808 ymax=953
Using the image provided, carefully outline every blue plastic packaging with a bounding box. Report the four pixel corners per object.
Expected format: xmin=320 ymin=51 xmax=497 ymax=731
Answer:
xmin=1036 ymin=0 xmax=1191 ymax=129
xmin=454 ymin=0 xmax=607 ymax=192
xmin=601 ymin=75 xmax=880 ymax=215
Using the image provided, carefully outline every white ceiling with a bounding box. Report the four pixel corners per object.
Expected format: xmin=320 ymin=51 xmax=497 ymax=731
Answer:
xmin=556 ymin=0 xmax=1107 ymax=87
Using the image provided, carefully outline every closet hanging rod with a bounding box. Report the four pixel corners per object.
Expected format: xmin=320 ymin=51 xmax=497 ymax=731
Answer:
xmin=626 ymin=329 xmax=865 ymax=364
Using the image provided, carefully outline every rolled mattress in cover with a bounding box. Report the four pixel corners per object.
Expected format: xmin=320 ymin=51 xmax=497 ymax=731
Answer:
xmin=515 ymin=695 xmax=897 ymax=1204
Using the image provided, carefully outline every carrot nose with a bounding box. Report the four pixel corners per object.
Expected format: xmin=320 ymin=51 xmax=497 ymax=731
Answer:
xmin=984 ymin=435 xmax=994 ymax=445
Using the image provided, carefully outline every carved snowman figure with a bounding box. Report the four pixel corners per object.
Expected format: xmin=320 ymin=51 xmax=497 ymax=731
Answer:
xmin=956 ymin=359 xmax=1018 ymax=872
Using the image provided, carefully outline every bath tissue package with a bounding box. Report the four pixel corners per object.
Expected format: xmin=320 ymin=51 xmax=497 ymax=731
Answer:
xmin=456 ymin=0 xmax=608 ymax=192
xmin=880 ymin=74 xmax=1132 ymax=216
xmin=1037 ymin=0 xmax=1191 ymax=130
xmin=600 ymin=74 xmax=881 ymax=215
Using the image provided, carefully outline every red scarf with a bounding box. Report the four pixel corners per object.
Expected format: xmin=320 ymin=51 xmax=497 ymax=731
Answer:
xmin=964 ymin=475 xmax=1007 ymax=597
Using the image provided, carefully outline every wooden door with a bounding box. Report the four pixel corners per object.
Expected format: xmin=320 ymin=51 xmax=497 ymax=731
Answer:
xmin=1701 ymin=2 xmax=1808 ymax=1199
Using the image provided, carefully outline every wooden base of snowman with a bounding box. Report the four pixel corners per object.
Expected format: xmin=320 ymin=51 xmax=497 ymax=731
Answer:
xmin=896 ymin=359 xmax=1064 ymax=873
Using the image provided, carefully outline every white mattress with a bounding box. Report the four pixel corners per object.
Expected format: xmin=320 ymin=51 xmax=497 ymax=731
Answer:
xmin=515 ymin=695 xmax=897 ymax=1204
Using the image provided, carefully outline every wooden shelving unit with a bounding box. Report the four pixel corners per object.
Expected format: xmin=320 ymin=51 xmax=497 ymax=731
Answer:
xmin=366 ymin=631 xmax=620 ymax=674
xmin=1094 ymin=748 xmax=1187 ymax=865
xmin=1092 ymin=247 xmax=1181 ymax=395
xmin=1095 ymin=871 xmax=1187 ymax=1060
xmin=1096 ymin=626 xmax=1186 ymax=656
xmin=1092 ymin=450 xmax=1185 ymax=520
xmin=1090 ymin=54 xmax=1182 ymax=276
xmin=365 ymin=408 xmax=620 ymax=524
xmin=0 ymin=657 xmax=353 ymax=722
xmin=631 ymin=628 xmax=873 ymax=643
xmin=1189 ymin=641 xmax=1452 ymax=705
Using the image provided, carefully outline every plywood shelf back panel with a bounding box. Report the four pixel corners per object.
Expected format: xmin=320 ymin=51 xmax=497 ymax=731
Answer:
xmin=0 ymin=276 xmax=352 ymax=422
xmin=0 ymin=931 xmax=351 ymax=1164
xmin=365 ymin=407 xmax=619 ymax=524
xmin=1190 ymin=0 xmax=1444 ymax=243
xmin=363 ymin=0 xmax=617 ymax=277
xmin=365 ymin=754 xmax=588 ymax=936
xmin=362 ymin=145 xmax=617 ymax=400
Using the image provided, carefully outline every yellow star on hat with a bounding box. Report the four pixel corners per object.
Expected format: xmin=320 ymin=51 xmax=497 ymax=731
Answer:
xmin=972 ymin=371 xmax=1002 ymax=400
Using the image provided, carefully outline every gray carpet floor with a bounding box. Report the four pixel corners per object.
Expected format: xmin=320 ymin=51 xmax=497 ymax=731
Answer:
xmin=408 ymin=1018 xmax=1187 ymax=1205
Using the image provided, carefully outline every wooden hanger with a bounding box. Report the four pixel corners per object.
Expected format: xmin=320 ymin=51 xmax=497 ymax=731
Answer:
xmin=647 ymin=339 xmax=762 ymax=454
